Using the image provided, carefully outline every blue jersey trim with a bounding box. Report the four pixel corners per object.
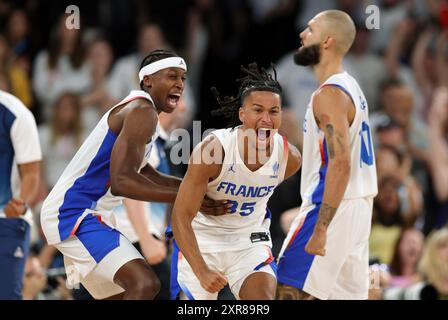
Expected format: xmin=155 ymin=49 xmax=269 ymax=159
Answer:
xmin=277 ymin=205 xmax=320 ymax=289
xmin=57 ymin=128 xmax=118 ymax=241
xmin=311 ymin=139 xmax=328 ymax=205
xmin=170 ymin=240 xmax=181 ymax=300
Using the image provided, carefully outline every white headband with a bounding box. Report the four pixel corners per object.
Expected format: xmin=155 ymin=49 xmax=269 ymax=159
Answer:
xmin=138 ymin=57 xmax=187 ymax=81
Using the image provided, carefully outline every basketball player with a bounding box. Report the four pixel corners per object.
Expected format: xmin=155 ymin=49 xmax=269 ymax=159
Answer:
xmin=170 ymin=63 xmax=302 ymax=300
xmin=276 ymin=10 xmax=378 ymax=300
xmin=40 ymin=49 xmax=225 ymax=300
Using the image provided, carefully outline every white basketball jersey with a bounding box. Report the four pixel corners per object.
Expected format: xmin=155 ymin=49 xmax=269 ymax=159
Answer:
xmin=41 ymin=90 xmax=159 ymax=245
xmin=300 ymin=72 xmax=377 ymax=207
xmin=191 ymin=127 xmax=288 ymax=253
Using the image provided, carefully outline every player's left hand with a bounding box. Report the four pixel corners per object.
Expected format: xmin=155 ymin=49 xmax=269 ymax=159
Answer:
xmin=199 ymin=196 xmax=229 ymax=216
xmin=305 ymin=228 xmax=327 ymax=256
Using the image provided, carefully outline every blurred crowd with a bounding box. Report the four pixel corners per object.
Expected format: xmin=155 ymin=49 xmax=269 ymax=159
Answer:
xmin=1 ymin=0 xmax=448 ymax=300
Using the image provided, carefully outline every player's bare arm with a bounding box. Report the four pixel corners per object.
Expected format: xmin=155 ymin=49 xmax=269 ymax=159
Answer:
xmin=109 ymin=100 xmax=178 ymax=203
xmin=305 ymin=85 xmax=354 ymax=256
xmin=171 ymin=136 xmax=228 ymax=293
xmin=140 ymin=163 xmax=182 ymax=188
xmin=284 ymin=142 xmax=302 ymax=180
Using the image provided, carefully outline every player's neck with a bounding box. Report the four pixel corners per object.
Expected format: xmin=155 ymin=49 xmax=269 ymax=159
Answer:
xmin=313 ymin=58 xmax=344 ymax=85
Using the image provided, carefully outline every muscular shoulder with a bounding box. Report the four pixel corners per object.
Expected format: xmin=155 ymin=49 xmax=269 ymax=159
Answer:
xmin=313 ymin=85 xmax=354 ymax=127
xmin=314 ymin=85 xmax=352 ymax=111
xmin=109 ymin=98 xmax=158 ymax=136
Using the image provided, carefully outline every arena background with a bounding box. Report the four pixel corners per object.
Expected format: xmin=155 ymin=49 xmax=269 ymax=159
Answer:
xmin=1 ymin=0 xmax=448 ymax=300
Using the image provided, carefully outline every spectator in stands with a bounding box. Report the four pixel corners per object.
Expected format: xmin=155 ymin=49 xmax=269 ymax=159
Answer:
xmin=418 ymin=227 xmax=448 ymax=299
xmin=32 ymin=13 xmax=90 ymax=121
xmin=0 ymin=33 xmax=33 ymax=107
xmin=389 ymin=228 xmax=425 ymax=288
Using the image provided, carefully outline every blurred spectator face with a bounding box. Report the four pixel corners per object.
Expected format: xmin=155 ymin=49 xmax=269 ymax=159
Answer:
xmin=8 ymin=9 xmax=28 ymax=42
xmin=376 ymin=147 xmax=400 ymax=177
xmin=88 ymin=40 xmax=113 ymax=73
xmin=420 ymin=228 xmax=448 ymax=295
xmin=138 ymin=24 xmax=165 ymax=55
xmin=58 ymin=14 xmax=80 ymax=44
xmin=399 ymin=229 xmax=424 ymax=267
xmin=382 ymin=85 xmax=413 ymax=128
xmin=375 ymin=176 xmax=401 ymax=218
xmin=54 ymin=93 xmax=80 ymax=130
xmin=23 ymin=256 xmax=47 ymax=299
xmin=377 ymin=126 xmax=405 ymax=149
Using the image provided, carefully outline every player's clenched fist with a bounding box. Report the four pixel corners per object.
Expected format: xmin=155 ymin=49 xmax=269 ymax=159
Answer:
xmin=305 ymin=228 xmax=327 ymax=257
xmin=198 ymin=268 xmax=228 ymax=293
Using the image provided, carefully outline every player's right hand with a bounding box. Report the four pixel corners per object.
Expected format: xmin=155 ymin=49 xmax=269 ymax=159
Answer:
xmin=4 ymin=198 xmax=27 ymax=218
xmin=198 ymin=268 xmax=228 ymax=293
xmin=199 ymin=195 xmax=229 ymax=216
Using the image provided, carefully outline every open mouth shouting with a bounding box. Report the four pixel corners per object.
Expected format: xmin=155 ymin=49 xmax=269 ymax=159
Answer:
xmin=256 ymin=128 xmax=275 ymax=149
xmin=167 ymin=92 xmax=181 ymax=110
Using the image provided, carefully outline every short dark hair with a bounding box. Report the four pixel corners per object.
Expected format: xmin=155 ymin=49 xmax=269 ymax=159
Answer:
xmin=211 ymin=62 xmax=282 ymax=127
xmin=139 ymin=49 xmax=179 ymax=90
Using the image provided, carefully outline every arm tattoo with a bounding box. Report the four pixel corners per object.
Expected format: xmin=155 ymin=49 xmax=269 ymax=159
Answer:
xmin=336 ymin=134 xmax=345 ymax=154
xmin=325 ymin=124 xmax=335 ymax=159
xmin=316 ymin=203 xmax=338 ymax=228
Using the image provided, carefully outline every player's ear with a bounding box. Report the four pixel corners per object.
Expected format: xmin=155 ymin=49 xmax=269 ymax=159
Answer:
xmin=143 ymin=75 xmax=153 ymax=89
xmin=323 ymin=36 xmax=333 ymax=50
xmin=239 ymin=106 xmax=245 ymax=123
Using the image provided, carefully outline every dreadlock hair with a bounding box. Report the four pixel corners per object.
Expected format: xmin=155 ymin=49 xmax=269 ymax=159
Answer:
xmin=211 ymin=62 xmax=282 ymax=127
xmin=139 ymin=49 xmax=179 ymax=90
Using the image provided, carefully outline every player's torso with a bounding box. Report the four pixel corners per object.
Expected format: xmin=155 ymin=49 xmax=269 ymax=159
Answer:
xmin=301 ymin=72 xmax=378 ymax=207
xmin=41 ymin=90 xmax=158 ymax=244
xmin=192 ymin=127 xmax=285 ymax=252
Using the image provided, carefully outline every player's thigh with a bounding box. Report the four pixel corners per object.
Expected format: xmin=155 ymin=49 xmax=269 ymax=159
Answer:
xmin=328 ymin=240 xmax=370 ymax=300
xmin=227 ymin=246 xmax=277 ymax=300
xmin=56 ymin=215 xmax=144 ymax=299
xmin=304 ymin=199 xmax=371 ymax=299
xmin=328 ymin=199 xmax=372 ymax=300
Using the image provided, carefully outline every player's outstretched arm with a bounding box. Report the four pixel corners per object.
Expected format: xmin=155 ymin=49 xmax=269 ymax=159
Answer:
xmin=109 ymin=102 xmax=178 ymax=203
xmin=171 ymin=137 xmax=228 ymax=293
xmin=305 ymin=86 xmax=352 ymax=256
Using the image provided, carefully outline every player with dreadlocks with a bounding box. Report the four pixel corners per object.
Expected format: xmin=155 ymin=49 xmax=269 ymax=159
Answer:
xmin=40 ymin=49 xmax=226 ymax=300
xmin=170 ymin=63 xmax=302 ymax=300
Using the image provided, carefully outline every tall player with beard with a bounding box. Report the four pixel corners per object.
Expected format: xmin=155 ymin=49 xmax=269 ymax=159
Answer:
xmin=276 ymin=11 xmax=378 ymax=300
xmin=170 ymin=63 xmax=301 ymax=300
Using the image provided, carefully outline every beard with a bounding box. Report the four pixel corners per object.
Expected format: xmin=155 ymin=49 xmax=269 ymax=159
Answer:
xmin=293 ymin=43 xmax=321 ymax=66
